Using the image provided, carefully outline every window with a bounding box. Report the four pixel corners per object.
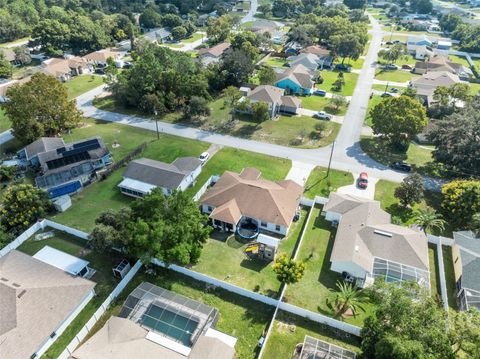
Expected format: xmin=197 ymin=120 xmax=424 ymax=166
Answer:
xmin=261 ymin=221 xmax=267 ymax=227
xmin=207 ymin=206 xmax=213 ymax=212
xmin=275 ymin=225 xmax=281 ymax=231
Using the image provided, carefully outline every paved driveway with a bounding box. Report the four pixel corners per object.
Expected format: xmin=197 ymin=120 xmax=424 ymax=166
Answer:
xmin=286 ymin=161 xmax=316 ymax=186
xmin=337 ymin=173 xmax=379 ymax=199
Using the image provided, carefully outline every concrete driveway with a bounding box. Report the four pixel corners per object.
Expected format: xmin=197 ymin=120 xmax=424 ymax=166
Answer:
xmin=286 ymin=161 xmax=316 ymax=186
xmin=337 ymin=173 xmax=379 ymax=199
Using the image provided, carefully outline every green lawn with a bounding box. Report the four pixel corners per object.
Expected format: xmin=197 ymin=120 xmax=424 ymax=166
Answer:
xmin=263 ymin=56 xmax=288 ymax=69
xmin=449 ymin=54 xmax=471 ymax=68
xmin=442 ymin=245 xmax=458 ymax=309
xmin=185 ymin=147 xmax=291 ymax=198
xmin=64 ymin=75 xmax=104 ymax=99
xmin=360 ymin=137 xmax=441 ymax=176
xmin=283 ymin=206 xmax=375 ymax=326
xmin=83 ymin=267 xmax=274 ymax=359
xmin=262 ymin=311 xmax=361 ymax=359
xmin=16 ymin=229 xmax=122 ymax=359
xmin=303 ymin=167 xmax=353 ymax=199
xmin=0 ymin=37 xmax=30 ymax=48
xmin=192 ymin=207 xmax=309 ymax=297
xmin=364 ymin=95 xmax=383 ymax=127
xmin=374 ymin=69 xmax=419 ymax=83
xmin=428 ymin=243 xmax=441 ymax=300
xmin=371 ymin=84 xmax=406 ymax=93
xmin=317 ymin=71 xmax=359 ymax=96
xmin=181 ymin=32 xmax=203 ymax=43
xmin=49 ymin=119 xmax=209 ymax=232
xmin=335 ymin=57 xmax=365 ymax=70
xmin=0 ymin=108 xmax=11 ymax=132
xmin=300 ymin=96 xmax=348 ymax=115
xmin=382 ymin=34 xmax=408 ymax=43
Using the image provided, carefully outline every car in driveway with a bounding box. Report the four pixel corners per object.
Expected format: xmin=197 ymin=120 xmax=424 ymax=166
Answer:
xmin=335 ymin=64 xmax=352 ymax=72
xmin=94 ymin=68 xmax=105 ymax=75
xmin=390 ymin=162 xmax=412 ymax=172
xmin=381 ymin=92 xmax=393 ymax=97
xmin=199 ymin=152 xmax=210 ymax=164
xmin=402 ymin=64 xmax=413 ymax=70
xmin=390 ymin=87 xmax=398 ymax=93
xmin=313 ymin=89 xmax=327 ymax=96
xmin=385 ymin=64 xmax=398 ymax=70
xmin=313 ymin=111 xmax=332 ymax=120
xmin=357 ymin=172 xmax=368 ymax=189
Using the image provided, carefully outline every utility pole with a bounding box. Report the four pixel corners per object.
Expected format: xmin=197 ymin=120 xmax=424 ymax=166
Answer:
xmin=154 ymin=108 xmax=159 ymax=140
xmin=326 ymin=140 xmax=336 ymax=178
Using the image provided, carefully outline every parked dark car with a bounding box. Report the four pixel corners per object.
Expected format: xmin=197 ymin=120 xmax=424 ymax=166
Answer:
xmin=123 ymin=61 xmax=132 ymax=69
xmin=335 ymin=64 xmax=352 ymax=72
xmin=390 ymin=87 xmax=399 ymax=93
xmin=385 ymin=64 xmax=398 ymax=70
xmin=313 ymin=89 xmax=327 ymax=96
xmin=94 ymin=68 xmax=105 ymax=75
xmin=390 ymin=162 xmax=412 ymax=172
xmin=381 ymin=92 xmax=393 ymax=97
xmin=402 ymin=64 xmax=413 ymax=70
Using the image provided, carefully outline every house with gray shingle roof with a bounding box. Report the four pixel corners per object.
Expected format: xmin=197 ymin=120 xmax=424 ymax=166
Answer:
xmin=274 ymin=64 xmax=315 ymax=95
xmin=244 ymin=85 xmax=301 ymax=117
xmin=323 ymin=193 xmax=430 ymax=289
xmin=452 ymin=231 xmax=480 ymax=311
xmin=118 ymin=157 xmax=202 ymax=198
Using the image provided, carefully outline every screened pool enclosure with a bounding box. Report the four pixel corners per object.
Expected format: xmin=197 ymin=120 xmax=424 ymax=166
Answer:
xmin=299 ymin=336 xmax=356 ymax=359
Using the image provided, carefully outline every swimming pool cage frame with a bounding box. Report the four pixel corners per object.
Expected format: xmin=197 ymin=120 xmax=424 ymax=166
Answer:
xmin=118 ymin=282 xmax=218 ymax=346
xmin=300 ymin=335 xmax=356 ymax=359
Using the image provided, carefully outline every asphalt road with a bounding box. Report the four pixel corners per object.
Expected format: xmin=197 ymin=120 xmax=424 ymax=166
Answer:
xmin=240 ymin=0 xmax=258 ymax=24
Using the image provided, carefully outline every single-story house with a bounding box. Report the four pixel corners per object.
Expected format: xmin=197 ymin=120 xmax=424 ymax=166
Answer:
xmin=71 ymin=282 xmax=237 ymax=359
xmin=83 ymin=49 xmax=122 ymax=66
xmin=407 ymin=35 xmax=434 ymax=60
xmin=413 ymin=55 xmax=472 ymax=80
xmin=118 ymin=157 xmax=202 ymax=198
xmin=274 ymin=64 xmax=315 ymax=95
xmin=200 ymin=167 xmax=303 ymax=236
xmin=244 ymin=85 xmax=301 ymax=117
xmin=198 ymin=42 xmax=230 ymax=66
xmin=143 ymin=27 xmax=172 ymax=44
xmin=42 ymin=57 xmax=92 ymax=82
xmin=18 ymin=136 xmax=113 ymax=198
xmin=323 ymin=193 xmax=430 ymax=289
xmin=410 ymin=71 xmax=461 ymax=106
xmin=300 ymin=45 xmax=330 ymax=57
xmin=0 ymin=250 xmax=95 ymax=359
xmin=452 ymin=231 xmax=480 ymax=311
xmin=287 ymin=52 xmax=332 ymax=71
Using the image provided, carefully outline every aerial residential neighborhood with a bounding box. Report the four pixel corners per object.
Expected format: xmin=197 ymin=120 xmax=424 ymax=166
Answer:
xmin=0 ymin=0 xmax=479 ymax=358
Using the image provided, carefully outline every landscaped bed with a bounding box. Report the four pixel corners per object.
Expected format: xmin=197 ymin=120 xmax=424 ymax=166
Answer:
xmin=192 ymin=207 xmax=309 ymax=297
xmin=16 ymin=228 xmax=123 ymax=358
xmin=262 ymin=311 xmax=361 ymax=359
xmin=303 ymin=166 xmax=353 ymax=199
xmin=78 ymin=266 xmax=274 ymax=359
xmin=283 ymin=206 xmax=376 ymax=326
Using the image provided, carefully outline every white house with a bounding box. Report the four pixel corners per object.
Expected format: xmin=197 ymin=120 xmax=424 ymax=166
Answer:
xmin=118 ymin=157 xmax=202 ymax=198
xmin=200 ymin=167 xmax=303 ymax=236
xmin=323 ymin=193 xmax=430 ymax=289
xmin=0 ymin=250 xmax=96 ymax=359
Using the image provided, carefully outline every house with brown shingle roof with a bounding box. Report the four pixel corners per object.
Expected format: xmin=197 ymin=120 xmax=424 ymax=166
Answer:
xmin=323 ymin=193 xmax=430 ymax=289
xmin=245 ymin=85 xmax=301 ymax=117
xmin=198 ymin=42 xmax=230 ymax=66
xmin=0 ymin=250 xmax=96 ymax=359
xmin=83 ymin=49 xmax=121 ymax=66
xmin=42 ymin=57 xmax=92 ymax=82
xmin=200 ymin=167 xmax=303 ymax=236
xmin=413 ymin=55 xmax=473 ymax=80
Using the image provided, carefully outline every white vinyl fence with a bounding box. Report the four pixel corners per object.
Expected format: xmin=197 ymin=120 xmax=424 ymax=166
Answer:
xmin=427 ymin=234 xmax=454 ymax=312
xmin=192 ymin=175 xmax=219 ymax=202
xmin=58 ymin=259 xmax=143 ymax=359
xmin=0 ymin=221 xmax=43 ymax=257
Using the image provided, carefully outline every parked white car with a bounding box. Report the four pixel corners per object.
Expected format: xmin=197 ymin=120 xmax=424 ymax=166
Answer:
xmin=199 ymin=152 xmax=210 ymax=163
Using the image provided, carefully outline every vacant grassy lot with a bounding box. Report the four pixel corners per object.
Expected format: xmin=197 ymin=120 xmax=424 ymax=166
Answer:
xmin=185 ymin=147 xmax=291 ymax=198
xmin=301 ymin=95 xmax=348 ymax=115
xmin=317 ymin=70 xmax=359 ymax=96
xmin=371 ymin=84 xmax=406 ymax=93
xmin=374 ymin=69 xmax=419 ymax=83
xmin=83 ymin=267 xmax=274 ymax=359
xmin=192 ymin=207 xmax=309 ymax=297
xmin=263 ymin=56 xmax=288 ymax=69
xmin=283 ymin=207 xmax=375 ymax=326
xmin=360 ymin=137 xmax=441 ymax=177
xmin=262 ymin=311 xmax=361 ymax=358
xmin=17 ymin=229 xmax=123 ymax=358
xmin=304 ymin=167 xmax=353 ymax=199
xmin=335 ymin=57 xmax=365 ymax=70
xmin=49 ymin=119 xmax=209 ymax=232
xmin=64 ymin=75 xmax=103 ymax=98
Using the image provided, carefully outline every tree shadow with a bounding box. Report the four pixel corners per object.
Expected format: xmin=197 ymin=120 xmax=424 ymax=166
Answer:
xmin=240 ymin=258 xmax=270 ymax=272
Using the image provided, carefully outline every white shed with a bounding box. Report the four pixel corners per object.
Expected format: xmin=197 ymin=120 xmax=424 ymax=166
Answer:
xmin=53 ymin=195 xmax=72 ymax=212
xmin=33 ymin=246 xmax=91 ymax=277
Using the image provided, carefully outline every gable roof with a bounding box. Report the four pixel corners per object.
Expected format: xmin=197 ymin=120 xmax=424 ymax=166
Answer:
xmin=23 ymin=137 xmax=65 ymax=160
xmin=287 ymin=53 xmax=321 ymax=70
xmin=276 ymin=64 xmax=314 ymax=89
xmin=326 ymin=193 xmax=429 ymax=273
xmin=453 ymin=231 xmax=480 ymax=292
xmin=198 ymin=42 xmax=230 ymax=58
xmin=414 ymin=55 xmax=472 ymax=76
xmin=247 ymin=85 xmax=284 ymax=104
xmin=280 ymin=95 xmax=301 ymax=108
xmin=0 ymin=250 xmax=95 ymax=359
xmin=300 ymin=45 xmax=330 ymax=57
xmin=201 ymin=168 xmax=303 ymax=226
xmin=122 ymin=157 xmax=201 ymax=190
xmin=411 ymin=71 xmax=460 ymax=96
xmin=83 ymin=49 xmax=119 ymax=62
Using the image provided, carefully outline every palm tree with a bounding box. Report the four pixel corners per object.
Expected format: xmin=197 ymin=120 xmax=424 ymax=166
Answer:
xmin=326 ymin=281 xmax=368 ymax=319
xmin=413 ymin=207 xmax=446 ymax=234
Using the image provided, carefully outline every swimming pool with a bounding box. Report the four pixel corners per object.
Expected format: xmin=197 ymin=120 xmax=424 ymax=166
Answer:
xmin=141 ymin=304 xmax=198 ymax=346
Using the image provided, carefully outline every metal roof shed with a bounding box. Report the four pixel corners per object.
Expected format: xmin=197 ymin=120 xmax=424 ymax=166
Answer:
xmin=33 ymin=245 xmax=90 ymax=277
xmin=257 ymin=233 xmax=280 ymax=249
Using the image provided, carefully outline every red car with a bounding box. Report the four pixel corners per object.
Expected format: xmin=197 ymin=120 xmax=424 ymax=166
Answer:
xmin=357 ymin=172 xmax=369 ymax=189
xmin=402 ymin=64 xmax=412 ymax=70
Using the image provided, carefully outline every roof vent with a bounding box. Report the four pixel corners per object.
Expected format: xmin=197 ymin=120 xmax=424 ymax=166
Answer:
xmin=0 ymin=277 xmax=8 ymax=282
xmin=12 ymin=283 xmax=20 ymax=288
xmin=17 ymin=289 xmax=27 ymax=299
xmin=374 ymin=229 xmax=393 ymax=238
